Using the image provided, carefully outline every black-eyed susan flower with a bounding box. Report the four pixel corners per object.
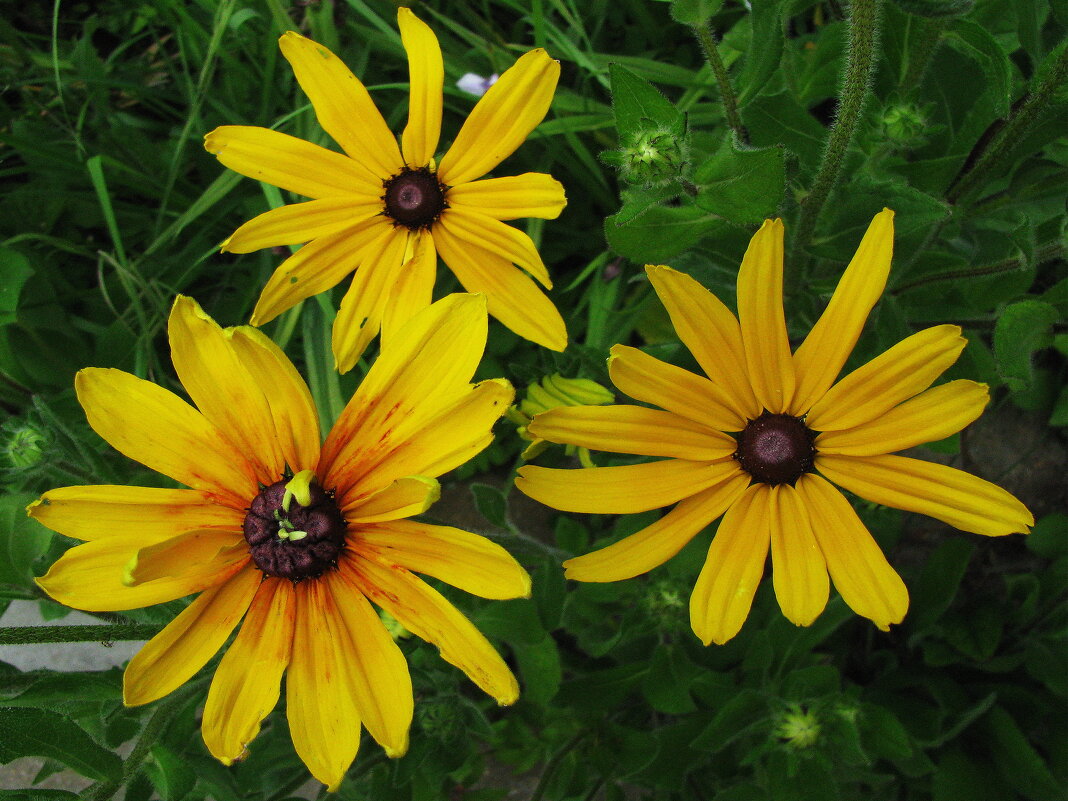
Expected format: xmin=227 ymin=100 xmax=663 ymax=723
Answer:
xmin=28 ymin=293 xmax=528 ymax=790
xmin=204 ymin=8 xmax=567 ymax=373
xmin=507 ymin=373 xmax=615 ymax=466
xmin=515 ymin=209 xmax=1032 ymax=645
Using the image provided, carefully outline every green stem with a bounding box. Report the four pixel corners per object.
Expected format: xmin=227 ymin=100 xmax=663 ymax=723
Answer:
xmin=893 ymin=240 xmax=1065 ymax=294
xmin=0 ymin=624 xmax=161 ymax=645
xmin=793 ymin=0 xmax=882 ymax=259
xmin=693 ymin=22 xmax=748 ymax=143
xmin=901 ymin=16 xmax=946 ymax=91
xmin=84 ymin=695 xmax=182 ymax=801
xmin=530 ymin=730 xmax=588 ymax=801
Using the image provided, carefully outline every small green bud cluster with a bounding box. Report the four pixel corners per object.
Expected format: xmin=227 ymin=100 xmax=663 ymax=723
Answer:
xmin=602 ymin=125 xmax=689 ymax=188
xmin=881 ymin=102 xmax=929 ymax=149
xmin=774 ymin=704 xmax=822 ymax=749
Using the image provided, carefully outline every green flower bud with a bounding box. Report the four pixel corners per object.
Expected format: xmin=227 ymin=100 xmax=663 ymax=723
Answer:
xmin=604 ymin=125 xmax=689 ymax=188
xmin=881 ymin=102 xmax=928 ymax=147
xmin=3 ymin=421 xmax=49 ymax=470
xmin=775 ymin=705 xmax=821 ymax=749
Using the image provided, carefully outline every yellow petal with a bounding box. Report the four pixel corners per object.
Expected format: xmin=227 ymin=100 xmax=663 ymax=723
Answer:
xmin=202 ymin=578 xmax=295 ymax=765
xmin=438 ymin=49 xmax=560 ymax=185
xmin=816 ymin=380 xmax=989 ymax=456
xmin=124 ymin=531 xmax=245 ymax=586
xmin=356 ymin=519 xmax=531 ymax=600
xmin=515 ymin=459 xmax=740 ymax=514
xmin=251 ymin=216 xmax=393 ymax=326
xmin=528 ymin=405 xmax=737 ymax=461
xmin=795 ymin=474 xmax=908 ymax=630
xmin=689 ymin=484 xmax=770 ymax=645
xmin=791 ymin=209 xmax=895 ymax=413
xmin=278 ymin=31 xmax=403 ymax=180
xmin=737 ymin=219 xmax=795 ymax=413
xmin=448 ymin=173 xmax=566 ymax=221
xmin=27 ymin=486 xmax=241 ymax=542
xmin=816 ymin=453 xmax=1033 ymax=536
xmin=433 ymin=221 xmax=567 ymax=351
xmin=344 ymin=476 xmax=441 ymax=523
xmin=222 ymin=197 xmax=381 ymax=254
xmin=645 ymin=265 xmax=761 ymax=421
xmin=204 ymin=125 xmax=381 ymax=198
xmin=345 ymin=555 xmax=519 ymax=704
xmin=123 ymin=564 xmax=260 ymax=705
xmin=285 ymin=578 xmax=362 ymax=792
xmin=439 ymin=208 xmax=552 ymax=288
xmin=769 ymin=484 xmax=829 ymax=627
xmin=169 ymin=296 xmax=283 ymax=486
xmin=806 ymin=325 xmax=966 ymax=432
xmin=75 ymin=368 xmax=255 ymax=508
xmin=563 ymin=470 xmax=750 ymax=582
xmin=327 ymin=569 xmax=413 ymax=758
xmin=398 ymin=8 xmax=443 ymax=166
xmin=607 ymin=345 xmax=746 ymax=431
xmin=380 ymin=230 xmax=437 ymax=348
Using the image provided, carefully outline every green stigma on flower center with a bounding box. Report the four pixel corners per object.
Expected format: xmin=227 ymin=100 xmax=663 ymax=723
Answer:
xmin=733 ymin=412 xmax=816 ymax=486
xmin=382 ymin=166 xmax=448 ymax=230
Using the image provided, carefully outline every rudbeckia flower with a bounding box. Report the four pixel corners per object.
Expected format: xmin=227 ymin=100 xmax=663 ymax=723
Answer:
xmin=29 ymin=293 xmax=528 ymax=790
xmin=515 ymin=209 xmax=1032 ymax=645
xmin=204 ymin=7 xmax=567 ymax=373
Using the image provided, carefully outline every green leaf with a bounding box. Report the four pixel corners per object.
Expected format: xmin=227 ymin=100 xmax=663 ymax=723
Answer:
xmin=908 ymin=538 xmax=975 ymax=635
xmin=943 ymin=21 xmax=1012 ymax=118
xmin=0 ymin=707 xmax=122 ymax=782
xmin=605 ymin=204 xmax=722 ymax=262
xmin=993 ymin=300 xmax=1059 ymax=392
xmin=691 ymin=689 xmax=770 ymax=752
xmin=860 ymin=703 xmax=914 ymax=763
xmin=472 ymin=598 xmax=545 ymax=646
xmin=694 ymin=141 xmax=785 ymax=223
xmin=0 ymin=493 xmax=52 ymax=593
xmin=741 ymin=91 xmax=828 ymax=170
xmin=735 ymin=0 xmax=784 ymax=105
xmin=0 ymin=668 xmax=122 ymax=708
xmin=469 ymin=483 xmax=510 ymax=530
xmin=641 ymin=647 xmax=702 ymax=714
xmin=609 ymin=64 xmax=683 ymax=141
xmin=146 ymin=743 xmax=197 ymax=801
xmin=512 ymin=635 xmax=562 ymax=707
xmin=614 ymin=184 xmax=681 ymax=226
xmin=980 ymin=706 xmax=1063 ymax=801
xmin=1027 ymin=513 xmax=1068 ymax=559
xmin=670 ymin=0 xmax=724 ymax=26
xmin=0 ymin=248 xmax=34 ymax=327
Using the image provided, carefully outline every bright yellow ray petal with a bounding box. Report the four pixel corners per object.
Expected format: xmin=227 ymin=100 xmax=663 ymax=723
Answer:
xmin=345 ymin=556 xmax=519 ymax=704
xmin=75 ymin=369 xmax=255 ymax=507
xmin=278 ymin=31 xmax=403 ymax=180
xmin=398 ymin=8 xmax=443 ymax=166
xmin=796 ymin=474 xmax=908 ymax=630
xmin=816 ymin=453 xmax=1033 ymax=536
xmin=689 ymin=484 xmax=771 ymax=645
xmin=202 ymin=578 xmax=295 ymax=765
xmin=439 ymin=208 xmax=551 ymax=288
xmin=344 ymin=476 xmax=441 ymax=523
xmin=563 ymin=470 xmax=750 ymax=582
xmin=769 ymin=484 xmax=829 ymax=627
xmin=123 ymin=564 xmax=260 ymax=705
xmin=380 ymin=230 xmax=437 ymax=348
xmin=645 ymin=265 xmax=761 ymax=421
xmin=816 ymin=380 xmax=989 ymax=456
xmin=437 ymin=49 xmax=560 ymax=185
xmin=528 ymin=405 xmax=737 ymax=461
xmin=448 ymin=173 xmax=566 ymax=221
xmin=222 ymin=197 xmax=381 ymax=254
xmin=433 ymin=222 xmax=566 ymax=351
xmin=607 ymin=345 xmax=746 ymax=431
xmin=806 ymin=325 xmax=967 ymax=432
xmin=737 ymin=219 xmax=795 ymax=413
xmin=516 ymin=459 xmax=739 ymax=515
xmin=204 ymin=125 xmax=381 ymax=198
xmin=27 ymin=486 xmax=241 ymax=542
xmin=124 ymin=531 xmax=244 ymax=586
xmin=791 ymin=209 xmax=895 ymax=414
xmin=355 ymin=519 xmax=531 ymax=600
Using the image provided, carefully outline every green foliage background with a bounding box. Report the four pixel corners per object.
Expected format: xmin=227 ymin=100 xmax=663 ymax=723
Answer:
xmin=0 ymin=0 xmax=1065 ymax=799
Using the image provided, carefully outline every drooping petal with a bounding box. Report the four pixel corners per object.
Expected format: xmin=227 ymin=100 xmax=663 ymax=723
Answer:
xmin=355 ymin=519 xmax=531 ymax=599
xmin=816 ymin=453 xmax=1033 ymax=537
xmin=204 ymin=125 xmax=382 ymax=199
xmin=277 ymin=32 xmax=403 ymax=180
xmin=27 ymin=486 xmax=241 ymax=542
xmin=528 ymin=405 xmax=737 ymax=461
xmin=806 ymin=325 xmax=967 ymax=432
xmin=816 ymin=380 xmax=989 ymax=456
xmin=448 ymin=173 xmax=566 ymax=221
xmin=689 ymin=483 xmax=771 ymax=645
xmin=515 ymin=459 xmax=739 ymax=515
xmin=439 ymin=208 xmax=551 ymax=288
xmin=769 ymin=484 xmax=829 ymax=627
xmin=398 ymin=8 xmax=443 ymax=166
xmin=563 ymin=471 xmax=750 ymax=582
xmin=380 ymin=230 xmax=437 ymax=348
xmin=607 ymin=345 xmax=745 ymax=432
xmin=124 ymin=531 xmax=245 ymax=586
xmin=645 ymin=265 xmax=761 ymax=421
xmin=344 ymin=555 xmax=519 ymax=704
xmin=736 ymin=219 xmax=795 ymax=413
xmin=123 ymin=564 xmax=260 ymax=705
xmin=437 ymin=49 xmax=560 ymax=185
xmin=791 ymin=209 xmax=895 ymax=414
xmin=202 ymin=578 xmax=295 ymax=765
xmin=222 ymin=197 xmax=381 ymax=254
xmin=795 ymin=474 xmax=908 ymax=630
xmin=433 ymin=221 xmax=566 ymax=351
xmin=74 ymin=368 xmax=255 ymax=507
xmin=344 ymin=476 xmax=441 ymax=523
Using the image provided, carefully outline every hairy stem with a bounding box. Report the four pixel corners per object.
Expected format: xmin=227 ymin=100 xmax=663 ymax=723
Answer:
xmin=693 ymin=23 xmax=748 ymax=144
xmin=0 ymin=624 xmax=161 ymax=645
xmin=893 ymin=240 xmax=1065 ymax=294
xmin=84 ymin=695 xmax=181 ymax=801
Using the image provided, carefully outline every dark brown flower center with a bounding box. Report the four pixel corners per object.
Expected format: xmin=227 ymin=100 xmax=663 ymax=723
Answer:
xmin=242 ymin=476 xmax=346 ymax=581
xmin=733 ymin=412 xmax=816 ymax=486
xmin=382 ymin=166 xmax=448 ymax=230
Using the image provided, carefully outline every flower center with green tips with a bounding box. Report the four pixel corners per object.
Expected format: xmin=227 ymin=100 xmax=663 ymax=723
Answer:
xmin=733 ymin=413 xmax=816 ymax=486
xmin=382 ymin=166 xmax=448 ymax=230
xmin=243 ymin=470 xmax=346 ymax=581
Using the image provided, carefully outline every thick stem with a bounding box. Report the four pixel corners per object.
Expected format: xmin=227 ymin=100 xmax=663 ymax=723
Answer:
xmin=84 ymin=695 xmax=181 ymax=801
xmin=892 ymin=240 xmax=1065 ymax=294
xmin=0 ymin=624 xmax=160 ymax=645
xmin=693 ymin=23 xmax=748 ymax=144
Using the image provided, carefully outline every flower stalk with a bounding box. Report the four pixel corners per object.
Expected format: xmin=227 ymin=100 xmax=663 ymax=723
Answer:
xmin=693 ymin=22 xmax=748 ymax=144
xmin=0 ymin=624 xmax=161 ymax=645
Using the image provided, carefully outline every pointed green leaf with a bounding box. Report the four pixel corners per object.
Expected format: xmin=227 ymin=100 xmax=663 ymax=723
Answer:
xmin=0 ymin=707 xmax=122 ymax=782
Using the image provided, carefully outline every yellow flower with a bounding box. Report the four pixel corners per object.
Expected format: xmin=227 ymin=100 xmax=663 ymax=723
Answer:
xmin=28 ymin=293 xmax=528 ymax=790
xmin=515 ymin=209 xmax=1032 ymax=646
xmin=507 ymin=373 xmax=615 ymax=466
xmin=204 ymin=8 xmax=567 ymax=373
